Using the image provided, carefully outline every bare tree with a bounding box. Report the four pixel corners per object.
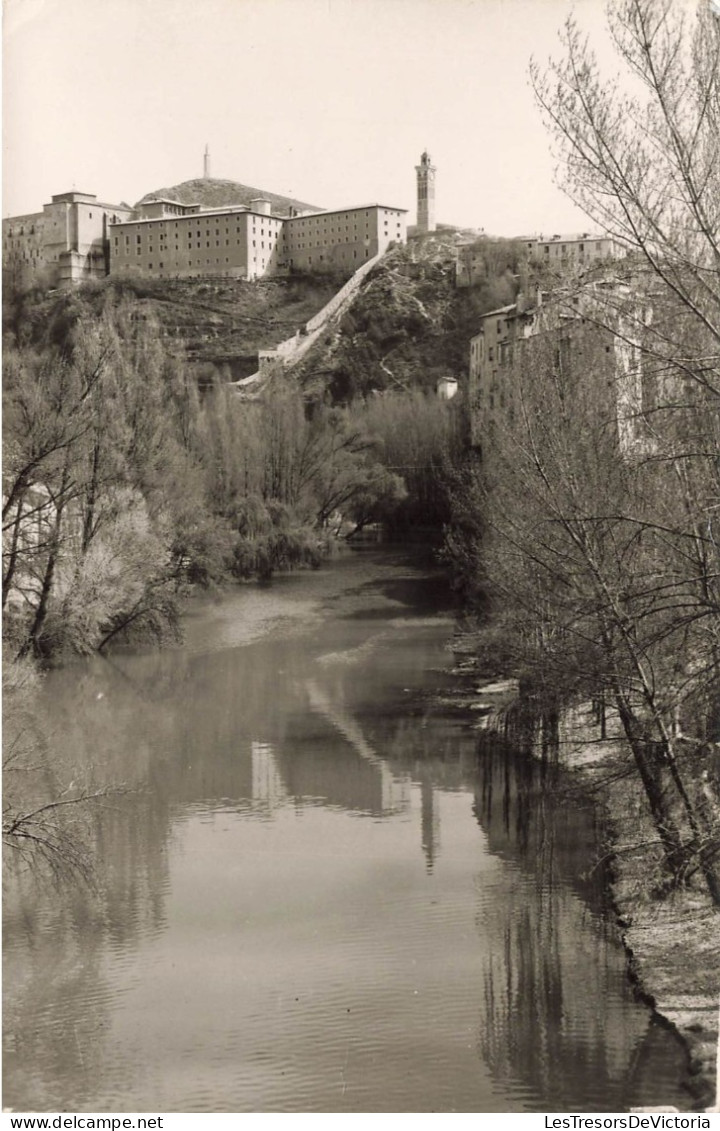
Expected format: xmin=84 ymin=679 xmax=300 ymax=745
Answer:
xmin=531 ymin=0 xmax=720 ymax=367
xmin=456 ymin=312 xmax=720 ymax=898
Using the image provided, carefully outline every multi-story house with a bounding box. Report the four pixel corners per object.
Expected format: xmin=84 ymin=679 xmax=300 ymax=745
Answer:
xmin=456 ymin=233 xmax=625 ymax=288
xmin=526 ymin=233 xmax=626 ymax=268
xmin=466 ymin=282 xmax=649 ymax=457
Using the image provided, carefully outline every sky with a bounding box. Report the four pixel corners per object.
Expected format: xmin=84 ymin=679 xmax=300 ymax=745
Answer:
xmin=4 ymin=0 xmax=622 ymax=236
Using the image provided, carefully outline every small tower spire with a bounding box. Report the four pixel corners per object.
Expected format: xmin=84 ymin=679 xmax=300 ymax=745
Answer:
xmin=415 ymin=150 xmax=437 ymax=233
xmin=203 ymin=144 xmax=211 ymax=179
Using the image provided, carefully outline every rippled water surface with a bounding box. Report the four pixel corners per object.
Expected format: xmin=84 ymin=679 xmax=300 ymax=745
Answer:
xmin=3 ymin=548 xmax=689 ymax=1112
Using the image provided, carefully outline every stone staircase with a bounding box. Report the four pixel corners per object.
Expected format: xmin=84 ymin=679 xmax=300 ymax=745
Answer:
xmin=234 ymin=250 xmax=386 ymax=394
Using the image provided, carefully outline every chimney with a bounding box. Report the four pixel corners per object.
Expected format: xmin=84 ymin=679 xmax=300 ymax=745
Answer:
xmin=203 ymin=144 xmax=211 ymax=179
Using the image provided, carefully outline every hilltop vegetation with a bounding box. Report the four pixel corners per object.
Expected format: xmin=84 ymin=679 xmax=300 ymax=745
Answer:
xmin=136 ymin=175 xmax=321 ymax=215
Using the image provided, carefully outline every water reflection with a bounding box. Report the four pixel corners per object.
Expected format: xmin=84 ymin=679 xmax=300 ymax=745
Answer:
xmin=3 ymin=550 xmax=689 ymax=1113
xmin=471 ymin=742 xmax=687 ymax=1112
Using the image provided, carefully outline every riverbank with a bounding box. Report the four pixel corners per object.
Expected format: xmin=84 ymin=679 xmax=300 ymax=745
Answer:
xmin=559 ymin=703 xmax=719 ymax=1114
xmin=444 ymin=637 xmax=720 ymax=1113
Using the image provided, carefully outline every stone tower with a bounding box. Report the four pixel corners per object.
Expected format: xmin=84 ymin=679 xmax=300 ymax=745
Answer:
xmin=203 ymin=144 xmax=211 ymax=179
xmin=415 ymin=150 xmax=436 ymax=233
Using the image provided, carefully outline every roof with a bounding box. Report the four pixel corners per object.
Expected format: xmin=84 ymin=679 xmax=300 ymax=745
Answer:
xmin=534 ymin=233 xmax=613 ymax=244
xmin=285 ymin=204 xmax=408 ymax=220
xmin=141 ymin=197 xmax=196 ymax=208
xmin=3 ymin=210 xmax=44 ymax=225
xmin=108 ymin=205 xmax=282 ymax=228
xmin=481 ymin=303 xmax=517 ymax=319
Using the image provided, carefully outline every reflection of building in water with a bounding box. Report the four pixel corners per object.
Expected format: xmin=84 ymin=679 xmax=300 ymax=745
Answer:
xmin=277 ymin=737 xmax=410 ymax=815
xmin=420 ymin=775 xmax=440 ymax=872
xmin=301 ymin=680 xmax=411 ymax=815
xmin=251 ymin=740 xmax=286 ymax=809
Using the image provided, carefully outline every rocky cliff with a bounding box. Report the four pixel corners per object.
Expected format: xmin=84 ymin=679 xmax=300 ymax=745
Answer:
xmin=292 ymin=232 xmax=521 ymax=402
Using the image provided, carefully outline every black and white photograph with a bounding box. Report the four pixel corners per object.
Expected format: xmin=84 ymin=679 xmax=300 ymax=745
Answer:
xmin=3 ymin=0 xmax=719 ymax=1118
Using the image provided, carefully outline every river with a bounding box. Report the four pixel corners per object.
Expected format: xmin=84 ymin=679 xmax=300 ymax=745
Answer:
xmin=3 ymin=546 xmax=690 ymax=1113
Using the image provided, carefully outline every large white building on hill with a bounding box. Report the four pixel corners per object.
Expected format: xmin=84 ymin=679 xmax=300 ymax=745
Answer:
xmin=108 ymin=198 xmax=407 ymax=282
xmin=3 ymin=157 xmax=409 ymax=288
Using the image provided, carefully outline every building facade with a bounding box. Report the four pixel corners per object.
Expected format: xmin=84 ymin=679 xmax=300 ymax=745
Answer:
xmin=526 ymin=233 xmax=626 ymax=267
xmin=282 ymin=204 xmax=407 ymax=274
xmin=456 ymin=233 xmax=625 ymax=288
xmin=3 ymin=192 xmax=134 ymax=287
xmin=467 ymin=299 xmax=541 ymax=447
xmin=108 ymin=200 xmax=407 ymax=281
xmin=109 ymin=201 xmax=283 ymax=281
xmin=466 ymin=283 xmax=647 ymax=456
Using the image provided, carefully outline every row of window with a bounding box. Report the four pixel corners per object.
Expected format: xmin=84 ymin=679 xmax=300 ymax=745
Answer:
xmin=113 ymin=230 xmax=391 ymax=257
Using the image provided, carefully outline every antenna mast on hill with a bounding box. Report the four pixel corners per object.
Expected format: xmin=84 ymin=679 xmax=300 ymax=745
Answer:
xmin=203 ymin=145 xmax=211 ymax=179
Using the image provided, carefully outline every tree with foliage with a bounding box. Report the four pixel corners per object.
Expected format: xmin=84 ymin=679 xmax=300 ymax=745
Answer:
xmin=3 ymin=300 xmax=202 ymax=659
xmin=353 ymin=389 xmax=464 ymax=530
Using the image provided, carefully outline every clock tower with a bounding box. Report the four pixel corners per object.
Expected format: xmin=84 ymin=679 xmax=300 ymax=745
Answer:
xmin=415 ymin=151 xmax=436 ymax=233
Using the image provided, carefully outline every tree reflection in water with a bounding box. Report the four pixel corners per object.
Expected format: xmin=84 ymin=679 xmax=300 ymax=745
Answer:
xmin=472 ymin=739 xmax=688 ymax=1112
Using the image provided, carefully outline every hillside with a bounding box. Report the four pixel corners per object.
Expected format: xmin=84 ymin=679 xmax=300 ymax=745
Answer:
xmin=4 ymin=234 xmax=524 ymax=394
xmin=4 ymin=273 xmax=345 ymax=384
xmin=136 ymin=177 xmax=322 ymax=217
xmin=294 ymin=232 xmax=523 ymax=402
